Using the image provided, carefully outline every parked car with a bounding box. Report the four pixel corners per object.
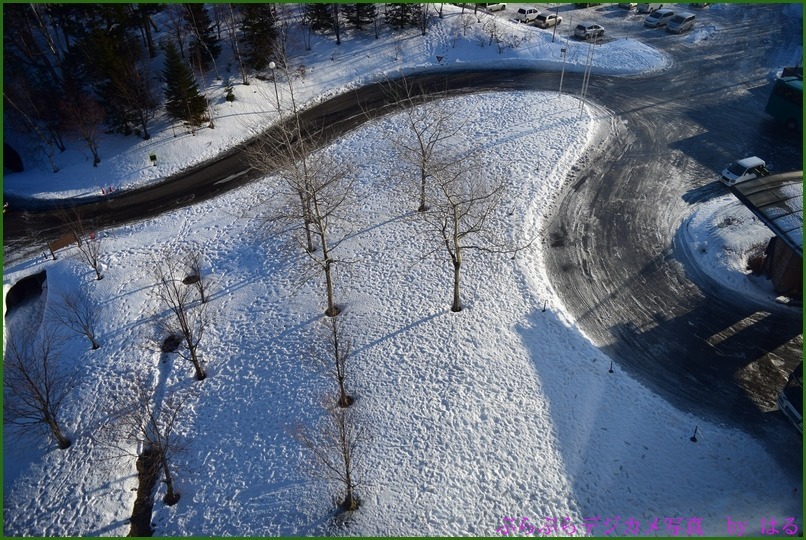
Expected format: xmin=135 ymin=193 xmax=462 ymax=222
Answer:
xmin=720 ymin=156 xmax=769 ymax=186
xmin=618 ymin=3 xmax=637 ymax=8
xmin=638 ymin=3 xmax=664 ymax=13
xmin=574 ymin=22 xmax=605 ymax=39
xmin=666 ymin=12 xmax=696 ymax=33
xmin=535 ymin=13 xmax=562 ymax=28
xmin=486 ymin=3 xmax=507 ymax=11
xmin=644 ymin=8 xmax=675 ymax=27
xmin=778 ymin=362 xmax=803 ymax=434
xmin=515 ymin=7 xmax=539 ymax=22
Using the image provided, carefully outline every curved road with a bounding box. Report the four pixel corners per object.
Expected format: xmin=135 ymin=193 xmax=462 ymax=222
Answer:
xmin=4 ymin=4 xmax=801 ymax=469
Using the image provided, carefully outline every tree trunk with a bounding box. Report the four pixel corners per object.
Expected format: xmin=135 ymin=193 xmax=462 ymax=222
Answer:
xmin=161 ymin=453 xmax=180 ymax=506
xmin=298 ymin=190 xmax=315 ymax=253
xmin=342 ymin=485 xmax=358 ymax=511
xmin=451 ymin=259 xmax=462 ymax=313
xmin=188 ymin=345 xmax=207 ymax=380
xmin=418 ymin=168 xmax=428 ymax=212
xmin=324 ymin=257 xmax=339 ymax=317
xmin=49 ymin=420 xmax=71 ymax=449
xmin=142 ymin=9 xmax=157 ymax=58
xmin=337 ymin=376 xmax=351 ymax=408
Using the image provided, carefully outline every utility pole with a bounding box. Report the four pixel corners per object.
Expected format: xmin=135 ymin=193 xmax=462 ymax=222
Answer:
xmin=552 ymin=4 xmax=559 ymax=43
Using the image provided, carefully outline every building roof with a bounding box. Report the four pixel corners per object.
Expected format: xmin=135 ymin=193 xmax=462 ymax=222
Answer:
xmin=730 ymin=171 xmax=803 ymax=258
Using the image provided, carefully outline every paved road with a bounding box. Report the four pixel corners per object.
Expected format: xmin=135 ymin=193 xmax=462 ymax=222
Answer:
xmin=4 ymin=4 xmax=801 ymax=470
xmin=541 ymin=4 xmax=803 ymax=473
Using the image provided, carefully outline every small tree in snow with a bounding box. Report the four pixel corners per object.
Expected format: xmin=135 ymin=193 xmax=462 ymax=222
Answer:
xmin=97 ymin=374 xmax=191 ymax=535
xmin=384 ymin=77 xmax=466 ymax=212
xmin=57 ymin=206 xmax=104 ymax=280
xmin=296 ymin=404 xmax=367 ymax=511
xmin=49 ymin=287 xmax=100 ymax=350
xmin=420 ymin=159 xmax=528 ymax=312
xmin=246 ymin=62 xmax=356 ymax=317
xmin=152 ymin=251 xmax=209 ymax=380
xmin=316 ymin=315 xmax=353 ymax=408
xmin=3 ymin=324 xmax=76 ymax=449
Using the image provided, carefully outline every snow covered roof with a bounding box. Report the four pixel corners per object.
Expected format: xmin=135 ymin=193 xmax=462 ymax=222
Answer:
xmin=730 ymin=171 xmax=803 ymax=257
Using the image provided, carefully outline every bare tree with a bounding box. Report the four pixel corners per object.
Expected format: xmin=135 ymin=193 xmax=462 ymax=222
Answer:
xmin=418 ymin=3 xmax=430 ymax=36
xmin=153 ymin=252 xmax=208 ymax=380
xmin=384 ymin=77 xmax=466 ymax=212
xmin=3 ymin=324 xmax=76 ymax=449
xmin=317 ymin=316 xmax=353 ymax=408
xmin=49 ymin=287 xmax=100 ymax=349
xmin=246 ymin=62 xmax=356 ymax=317
xmin=59 ymin=90 xmax=105 ymax=167
xmin=421 ymin=159 xmax=526 ymax=312
xmin=57 ymin=207 xmax=103 ymax=280
xmin=183 ymin=246 xmax=210 ymax=304
xmin=3 ymin=85 xmax=62 ymax=173
xmin=221 ymin=4 xmax=249 ymax=85
xmin=97 ymin=375 xmax=189 ymax=535
xmin=164 ymin=4 xmax=189 ymax=58
xmin=296 ymin=405 xmax=367 ymax=511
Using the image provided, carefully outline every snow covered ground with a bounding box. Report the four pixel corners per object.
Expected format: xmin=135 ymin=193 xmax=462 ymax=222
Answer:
xmin=3 ymin=4 xmax=801 ymax=537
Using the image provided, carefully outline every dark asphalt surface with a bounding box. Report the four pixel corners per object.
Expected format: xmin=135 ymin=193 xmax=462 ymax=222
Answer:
xmin=3 ymin=4 xmax=801 ymax=472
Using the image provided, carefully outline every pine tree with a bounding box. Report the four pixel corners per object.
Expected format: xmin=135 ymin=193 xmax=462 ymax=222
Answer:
xmin=344 ymin=3 xmax=377 ymax=31
xmin=385 ymin=3 xmax=420 ymax=30
xmin=162 ymin=42 xmax=207 ymax=126
xmin=241 ymin=4 xmax=278 ymax=71
xmin=305 ymin=3 xmax=333 ymax=32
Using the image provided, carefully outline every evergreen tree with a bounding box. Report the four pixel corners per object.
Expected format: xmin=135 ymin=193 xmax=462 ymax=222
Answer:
xmin=240 ymin=4 xmax=278 ymax=71
xmin=162 ymin=42 xmax=207 ymax=126
xmin=344 ymin=3 xmax=377 ymax=31
xmin=305 ymin=3 xmax=332 ymax=32
xmin=183 ymin=4 xmax=221 ymax=71
xmin=385 ymin=3 xmax=421 ymax=30
xmin=77 ymin=28 xmax=157 ymax=139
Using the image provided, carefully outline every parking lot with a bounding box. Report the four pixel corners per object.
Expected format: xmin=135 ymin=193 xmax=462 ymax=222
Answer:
xmin=493 ymin=3 xmax=719 ymax=45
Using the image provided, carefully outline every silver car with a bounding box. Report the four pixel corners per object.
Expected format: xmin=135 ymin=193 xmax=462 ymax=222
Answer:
xmin=644 ymin=8 xmax=675 ymax=28
xmin=574 ymin=22 xmax=604 ymax=39
xmin=666 ymin=12 xmax=696 ymax=33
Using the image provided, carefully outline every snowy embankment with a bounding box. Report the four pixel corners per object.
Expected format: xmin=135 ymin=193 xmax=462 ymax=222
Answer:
xmin=3 ymin=4 xmax=800 ymax=538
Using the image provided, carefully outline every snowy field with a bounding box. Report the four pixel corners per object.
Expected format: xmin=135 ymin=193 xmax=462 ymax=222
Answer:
xmin=3 ymin=4 xmax=801 ymax=537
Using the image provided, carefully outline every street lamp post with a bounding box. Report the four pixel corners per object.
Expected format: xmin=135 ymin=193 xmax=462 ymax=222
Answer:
xmin=559 ymin=47 xmax=567 ymax=96
xmin=268 ymin=61 xmax=280 ymax=111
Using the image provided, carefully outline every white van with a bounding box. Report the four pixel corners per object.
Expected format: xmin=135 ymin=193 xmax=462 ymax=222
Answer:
xmin=666 ymin=12 xmax=696 ymax=33
xmin=637 ymin=3 xmax=663 ymax=13
xmin=515 ymin=7 xmax=539 ymax=22
xmin=720 ymin=156 xmax=768 ymax=186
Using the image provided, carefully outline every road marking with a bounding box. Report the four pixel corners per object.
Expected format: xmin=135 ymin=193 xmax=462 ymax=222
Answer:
xmin=213 ymin=170 xmax=249 ymax=186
